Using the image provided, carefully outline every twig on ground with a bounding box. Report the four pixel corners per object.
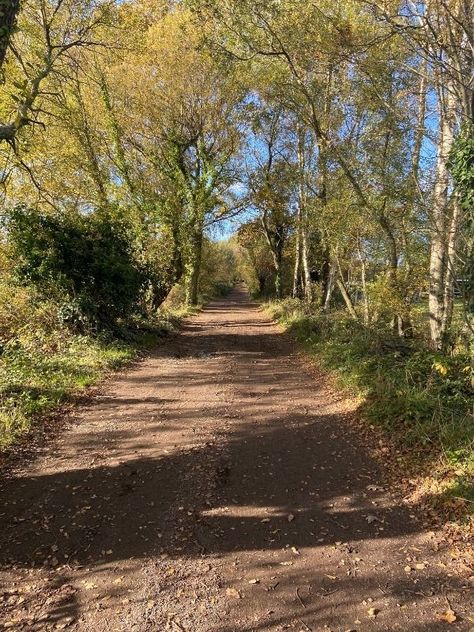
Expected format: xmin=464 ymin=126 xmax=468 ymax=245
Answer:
xmin=296 ymin=586 xmax=307 ymax=608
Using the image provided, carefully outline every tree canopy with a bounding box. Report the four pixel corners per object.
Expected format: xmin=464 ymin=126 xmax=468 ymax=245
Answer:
xmin=0 ymin=0 xmax=471 ymax=342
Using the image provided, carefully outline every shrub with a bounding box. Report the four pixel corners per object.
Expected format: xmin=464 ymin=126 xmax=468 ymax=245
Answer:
xmin=6 ymin=206 xmax=148 ymax=329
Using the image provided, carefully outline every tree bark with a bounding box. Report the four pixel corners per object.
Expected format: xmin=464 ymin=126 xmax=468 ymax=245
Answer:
xmin=168 ymin=216 xmax=184 ymax=285
xmin=320 ymin=246 xmax=331 ymax=308
xmin=292 ymin=201 xmax=303 ymax=298
xmin=186 ymin=228 xmax=203 ymax=305
xmin=336 ymin=277 xmax=358 ymax=320
xmin=274 ymin=250 xmax=283 ymax=299
xmin=358 ymin=240 xmax=370 ymax=325
xmin=323 ymin=262 xmax=336 ymax=311
xmin=429 ymin=89 xmax=455 ymax=349
xmin=261 ymin=212 xmax=285 ymax=300
xmin=301 ymin=222 xmax=312 ymax=302
xmin=335 ymin=253 xmax=358 ymax=320
xmin=441 ymin=198 xmax=461 ymax=338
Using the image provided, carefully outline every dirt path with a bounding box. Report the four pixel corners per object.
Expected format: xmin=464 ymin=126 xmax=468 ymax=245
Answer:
xmin=0 ymin=285 xmax=472 ymax=631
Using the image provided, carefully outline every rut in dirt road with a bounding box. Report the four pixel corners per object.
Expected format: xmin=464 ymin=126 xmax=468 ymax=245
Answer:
xmin=0 ymin=285 xmax=472 ymax=632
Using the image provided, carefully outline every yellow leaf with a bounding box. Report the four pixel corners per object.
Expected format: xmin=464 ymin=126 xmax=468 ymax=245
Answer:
xmin=432 ymin=361 xmax=448 ymax=376
xmin=436 ymin=609 xmax=457 ymax=623
xmin=226 ymin=587 xmax=241 ymax=599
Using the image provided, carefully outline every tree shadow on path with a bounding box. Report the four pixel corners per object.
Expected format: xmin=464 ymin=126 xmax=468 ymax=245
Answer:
xmin=0 ymin=286 xmax=471 ymax=630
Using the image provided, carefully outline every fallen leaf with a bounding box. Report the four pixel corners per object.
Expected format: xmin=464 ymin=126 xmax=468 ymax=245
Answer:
xmin=368 ymin=607 xmax=378 ymax=618
xmin=55 ymin=618 xmax=74 ymax=630
xmin=226 ymin=587 xmax=242 ymax=599
xmin=366 ymin=515 xmax=379 ymax=524
xmin=436 ymin=609 xmax=457 ymax=623
xmin=82 ymin=581 xmax=97 ymax=591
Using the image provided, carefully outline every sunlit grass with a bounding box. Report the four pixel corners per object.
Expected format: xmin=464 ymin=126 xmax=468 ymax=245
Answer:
xmin=266 ymin=299 xmax=473 ymax=520
xmin=0 ymin=308 xmax=191 ymax=448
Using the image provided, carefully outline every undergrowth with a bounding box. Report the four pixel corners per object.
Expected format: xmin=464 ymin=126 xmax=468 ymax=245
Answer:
xmin=266 ymin=298 xmax=474 ymax=519
xmin=0 ymin=282 xmax=196 ymax=449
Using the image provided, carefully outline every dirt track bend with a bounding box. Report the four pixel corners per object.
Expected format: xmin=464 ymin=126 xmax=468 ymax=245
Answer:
xmin=0 ymin=285 xmax=472 ymax=631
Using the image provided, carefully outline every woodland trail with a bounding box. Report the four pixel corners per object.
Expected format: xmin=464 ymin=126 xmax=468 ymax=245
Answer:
xmin=0 ymin=285 xmax=472 ymax=632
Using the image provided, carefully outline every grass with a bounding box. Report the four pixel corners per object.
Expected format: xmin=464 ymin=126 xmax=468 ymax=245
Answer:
xmin=0 ymin=305 xmax=193 ymax=449
xmin=0 ymin=269 xmax=230 ymax=451
xmin=266 ymin=298 xmax=474 ymax=522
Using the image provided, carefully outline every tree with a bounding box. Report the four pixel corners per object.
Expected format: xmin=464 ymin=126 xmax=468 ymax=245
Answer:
xmin=0 ymin=0 xmax=114 ymax=143
xmin=106 ymin=8 xmax=243 ymax=304
xmin=246 ymin=105 xmax=296 ymax=298
xmin=363 ymin=0 xmax=474 ymax=348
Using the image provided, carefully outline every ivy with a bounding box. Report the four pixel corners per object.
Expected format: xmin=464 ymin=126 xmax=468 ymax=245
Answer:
xmin=449 ymin=123 xmax=474 ymax=315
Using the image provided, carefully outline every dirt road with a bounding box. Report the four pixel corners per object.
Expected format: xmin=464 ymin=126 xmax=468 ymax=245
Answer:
xmin=0 ymin=285 xmax=472 ymax=631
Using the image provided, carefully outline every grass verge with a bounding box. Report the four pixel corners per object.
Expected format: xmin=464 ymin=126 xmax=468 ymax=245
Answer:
xmin=0 ymin=304 xmax=195 ymax=450
xmin=266 ymin=298 xmax=473 ymax=526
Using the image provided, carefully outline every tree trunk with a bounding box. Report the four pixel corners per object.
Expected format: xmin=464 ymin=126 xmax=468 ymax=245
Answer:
xmin=171 ymin=220 xmax=184 ymax=284
xmin=336 ymin=277 xmax=358 ymax=320
xmin=323 ymin=262 xmax=336 ymax=311
xmin=301 ymin=224 xmax=312 ymax=302
xmin=73 ymin=80 xmax=110 ymax=209
xmin=429 ymin=89 xmax=455 ymax=349
xmin=296 ymin=127 xmax=312 ymax=303
xmin=412 ymin=68 xmax=427 ymax=186
xmin=186 ymin=229 xmax=203 ymax=306
xmin=261 ymin=213 xmax=285 ymax=300
xmin=99 ymin=72 xmax=137 ymax=203
xmin=360 ymin=253 xmax=370 ymax=325
xmin=292 ymin=203 xmax=303 ymax=298
xmin=320 ymin=246 xmax=331 ymax=308
xmin=335 ymin=253 xmax=358 ymax=320
xmin=274 ymin=246 xmax=283 ymax=299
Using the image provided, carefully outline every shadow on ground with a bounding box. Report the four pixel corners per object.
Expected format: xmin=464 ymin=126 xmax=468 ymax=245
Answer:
xmin=0 ymin=287 xmax=471 ymax=631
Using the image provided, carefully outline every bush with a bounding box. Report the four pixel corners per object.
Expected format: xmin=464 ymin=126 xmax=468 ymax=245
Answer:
xmin=0 ymin=281 xmax=62 ymax=347
xmin=6 ymin=206 xmax=149 ymax=329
